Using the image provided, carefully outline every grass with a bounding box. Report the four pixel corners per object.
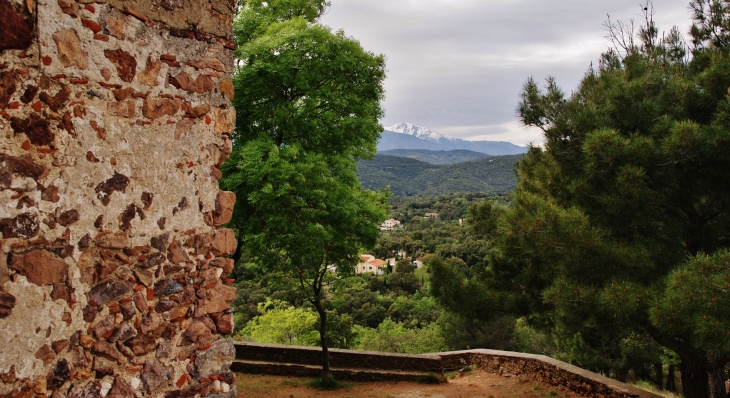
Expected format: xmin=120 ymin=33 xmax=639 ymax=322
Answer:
xmin=280 ymin=379 xmax=306 ymax=387
xmin=236 ymin=373 xmax=351 ymax=394
xmin=235 ymin=374 xmax=278 ymax=394
xmin=630 ymin=380 xmax=682 ymax=398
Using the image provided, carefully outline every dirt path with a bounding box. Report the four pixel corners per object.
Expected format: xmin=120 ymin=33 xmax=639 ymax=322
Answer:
xmin=235 ymin=369 xmax=587 ymax=398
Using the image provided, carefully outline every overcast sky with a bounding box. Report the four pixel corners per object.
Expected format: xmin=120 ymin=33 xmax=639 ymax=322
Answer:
xmin=319 ymin=0 xmax=694 ymax=146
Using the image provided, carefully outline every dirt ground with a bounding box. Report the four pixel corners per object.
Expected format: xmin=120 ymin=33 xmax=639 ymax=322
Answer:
xmin=234 ymin=369 xmax=587 ymax=398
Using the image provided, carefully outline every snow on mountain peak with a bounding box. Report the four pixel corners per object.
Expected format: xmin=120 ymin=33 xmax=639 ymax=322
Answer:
xmin=384 ymin=123 xmax=457 ymax=143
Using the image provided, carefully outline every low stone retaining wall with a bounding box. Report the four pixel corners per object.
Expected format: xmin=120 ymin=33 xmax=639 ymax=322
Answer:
xmin=439 ymin=350 xmax=659 ymax=398
xmin=235 ymin=343 xmax=442 ymax=372
xmin=233 ymin=342 xmax=661 ymax=398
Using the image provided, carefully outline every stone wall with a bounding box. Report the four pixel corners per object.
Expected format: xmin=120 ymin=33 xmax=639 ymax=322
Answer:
xmin=233 ymin=343 xmax=663 ymax=398
xmin=0 ymin=0 xmax=238 ymax=396
xmin=439 ymin=350 xmax=660 ymax=398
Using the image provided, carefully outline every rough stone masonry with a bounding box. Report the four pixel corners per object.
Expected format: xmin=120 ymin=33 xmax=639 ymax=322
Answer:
xmin=0 ymin=0 xmax=239 ymax=396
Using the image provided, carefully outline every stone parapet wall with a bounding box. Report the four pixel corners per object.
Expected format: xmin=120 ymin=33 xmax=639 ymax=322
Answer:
xmin=439 ymin=350 xmax=659 ymax=398
xmin=235 ymin=343 xmax=443 ymax=373
xmin=234 ymin=343 xmax=662 ymax=398
xmin=0 ymin=0 xmax=238 ymax=396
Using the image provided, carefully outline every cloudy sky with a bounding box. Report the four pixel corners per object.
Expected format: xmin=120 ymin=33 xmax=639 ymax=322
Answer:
xmin=320 ymin=0 xmax=694 ymax=146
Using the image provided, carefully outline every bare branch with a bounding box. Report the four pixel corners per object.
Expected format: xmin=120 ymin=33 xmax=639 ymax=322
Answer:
xmin=638 ymin=1 xmax=658 ymax=51
xmin=604 ymin=14 xmax=636 ymax=59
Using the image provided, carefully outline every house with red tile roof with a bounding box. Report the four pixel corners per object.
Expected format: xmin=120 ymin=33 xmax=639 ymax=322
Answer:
xmin=356 ymin=254 xmax=387 ymax=275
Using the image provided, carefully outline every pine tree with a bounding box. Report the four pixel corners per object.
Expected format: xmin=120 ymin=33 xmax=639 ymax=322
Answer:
xmin=432 ymin=2 xmax=730 ymax=397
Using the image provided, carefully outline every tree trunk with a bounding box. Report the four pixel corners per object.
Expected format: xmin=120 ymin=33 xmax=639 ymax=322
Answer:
xmin=614 ymin=367 xmax=629 ymax=383
xmin=666 ymin=364 xmax=676 ymax=392
xmin=709 ymin=367 xmax=726 ymax=398
xmin=314 ymin=299 xmax=330 ymax=382
xmin=652 ymin=362 xmax=663 ymax=391
xmin=680 ymin=357 xmax=710 ymax=398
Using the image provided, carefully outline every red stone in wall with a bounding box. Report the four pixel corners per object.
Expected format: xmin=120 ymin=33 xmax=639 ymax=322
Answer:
xmin=0 ymin=0 xmax=238 ymax=395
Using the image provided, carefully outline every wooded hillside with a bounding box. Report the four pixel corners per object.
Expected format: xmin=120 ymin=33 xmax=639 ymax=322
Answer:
xmin=357 ymin=154 xmax=523 ymax=196
xmin=379 ymin=149 xmax=491 ymax=165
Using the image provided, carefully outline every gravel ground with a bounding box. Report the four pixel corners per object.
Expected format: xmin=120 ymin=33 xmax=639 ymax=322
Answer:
xmin=235 ymin=368 xmax=588 ymax=398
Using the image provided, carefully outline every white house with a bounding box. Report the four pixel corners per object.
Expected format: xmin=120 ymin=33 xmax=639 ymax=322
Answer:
xmin=379 ymin=218 xmax=401 ymax=231
xmin=356 ymin=254 xmax=386 ymax=275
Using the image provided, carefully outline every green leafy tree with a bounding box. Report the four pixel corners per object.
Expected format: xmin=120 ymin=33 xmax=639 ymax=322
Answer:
xmin=386 ymin=294 xmax=440 ymax=328
xmin=432 ymin=3 xmax=730 ymax=397
xmin=232 ymin=3 xmax=385 ymax=159
xmin=395 ymin=258 xmax=414 ymax=273
xmin=324 ymin=310 xmax=356 ymax=349
xmin=240 ymin=300 xmax=319 ymax=345
xmin=224 ymin=0 xmax=388 ymax=382
xmin=355 ymin=319 xmax=447 ymax=354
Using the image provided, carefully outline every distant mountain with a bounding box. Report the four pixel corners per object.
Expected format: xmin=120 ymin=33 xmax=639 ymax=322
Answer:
xmin=377 ymin=130 xmax=444 ymax=151
xmin=379 ymin=149 xmax=490 ymax=165
xmin=357 ymin=154 xmax=523 ymax=197
xmin=376 ymin=123 xmax=528 ymax=156
xmin=386 ymin=123 xmax=459 ymax=143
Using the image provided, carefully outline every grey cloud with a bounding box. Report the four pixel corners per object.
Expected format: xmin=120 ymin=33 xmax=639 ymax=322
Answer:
xmin=320 ymin=0 xmax=692 ymax=145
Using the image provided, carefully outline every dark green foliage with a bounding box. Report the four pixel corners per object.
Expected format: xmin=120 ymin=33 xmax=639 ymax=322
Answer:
xmin=357 ymin=154 xmax=522 ymax=197
xmin=324 ymin=310 xmax=356 ymax=349
xmin=358 ymin=155 xmax=438 ymax=197
xmin=371 ymin=194 xmax=504 ymax=272
xmin=329 ymin=285 xmax=390 ymax=328
xmin=428 ymin=3 xmax=730 ymax=397
xmin=395 ymin=258 xmax=414 ymax=273
xmin=379 ymin=149 xmax=490 ymax=165
xmin=652 ymin=249 xmax=730 ymax=354
xmin=387 ymin=272 xmax=420 ymax=295
xmin=389 ymin=192 xmax=503 ymax=222
xmin=386 ymin=294 xmax=440 ymax=328
xmin=438 ymin=312 xmax=517 ymax=352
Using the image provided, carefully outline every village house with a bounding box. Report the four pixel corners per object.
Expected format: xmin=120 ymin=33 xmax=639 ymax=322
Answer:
xmin=380 ymin=218 xmax=401 ymax=230
xmin=356 ymin=254 xmax=387 ymax=275
xmin=424 ymin=212 xmax=439 ymax=218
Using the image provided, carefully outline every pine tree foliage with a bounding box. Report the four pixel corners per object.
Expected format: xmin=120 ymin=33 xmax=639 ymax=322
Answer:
xmin=432 ymin=2 xmax=730 ymax=397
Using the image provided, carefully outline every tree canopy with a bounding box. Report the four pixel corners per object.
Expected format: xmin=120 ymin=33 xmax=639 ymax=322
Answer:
xmin=232 ymin=3 xmax=385 ymax=159
xmin=222 ymin=0 xmax=388 ymax=383
xmin=431 ymin=2 xmax=730 ymax=397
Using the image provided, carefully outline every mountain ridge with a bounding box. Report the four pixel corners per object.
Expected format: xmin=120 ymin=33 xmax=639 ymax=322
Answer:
xmin=377 ymin=123 xmax=528 ymax=156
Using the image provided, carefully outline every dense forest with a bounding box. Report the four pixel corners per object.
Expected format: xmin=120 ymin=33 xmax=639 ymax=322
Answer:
xmin=357 ymin=154 xmax=522 ymax=196
xmin=230 ymin=193 xmax=686 ymax=394
xmin=230 ymin=194 xmax=516 ymax=354
xmin=378 ymin=149 xmax=491 ymax=165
